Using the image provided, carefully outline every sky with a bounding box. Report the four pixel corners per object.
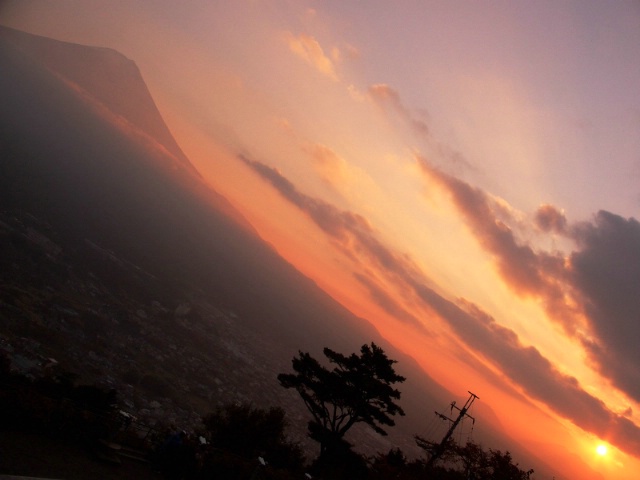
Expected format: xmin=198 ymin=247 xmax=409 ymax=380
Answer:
xmin=2 ymin=1 xmax=640 ymax=478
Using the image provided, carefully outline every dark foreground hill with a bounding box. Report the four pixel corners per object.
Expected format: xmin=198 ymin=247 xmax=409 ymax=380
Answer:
xmin=0 ymin=25 xmax=548 ymax=471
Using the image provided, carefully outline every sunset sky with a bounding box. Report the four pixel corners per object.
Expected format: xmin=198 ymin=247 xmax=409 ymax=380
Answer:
xmin=2 ymin=1 xmax=640 ymax=478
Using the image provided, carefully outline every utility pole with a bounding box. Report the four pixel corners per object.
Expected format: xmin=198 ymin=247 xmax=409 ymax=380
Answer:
xmin=425 ymin=391 xmax=479 ymax=469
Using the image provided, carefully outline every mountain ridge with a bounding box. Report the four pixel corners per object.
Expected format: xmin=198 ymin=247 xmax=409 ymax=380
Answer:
xmin=0 ymin=25 xmax=197 ymax=177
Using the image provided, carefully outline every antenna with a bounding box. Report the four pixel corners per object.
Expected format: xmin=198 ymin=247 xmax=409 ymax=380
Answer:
xmin=424 ymin=391 xmax=479 ymax=469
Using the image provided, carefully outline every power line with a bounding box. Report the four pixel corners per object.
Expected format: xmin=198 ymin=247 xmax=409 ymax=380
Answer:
xmin=424 ymin=391 xmax=479 ymax=469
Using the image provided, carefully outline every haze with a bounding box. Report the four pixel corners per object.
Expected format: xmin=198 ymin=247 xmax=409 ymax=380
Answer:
xmin=2 ymin=2 xmax=639 ymax=479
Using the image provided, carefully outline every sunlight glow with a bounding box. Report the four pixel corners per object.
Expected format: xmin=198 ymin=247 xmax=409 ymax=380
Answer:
xmin=596 ymin=444 xmax=608 ymax=456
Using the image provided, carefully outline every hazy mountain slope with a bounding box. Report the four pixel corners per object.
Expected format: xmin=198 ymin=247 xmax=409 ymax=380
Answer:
xmin=0 ymin=26 xmax=350 ymax=355
xmin=0 ymin=26 xmax=555 ymax=473
xmin=0 ymin=25 xmax=196 ymax=177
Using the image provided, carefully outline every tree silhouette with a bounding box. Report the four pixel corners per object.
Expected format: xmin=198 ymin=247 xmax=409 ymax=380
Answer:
xmin=278 ymin=342 xmax=405 ymax=460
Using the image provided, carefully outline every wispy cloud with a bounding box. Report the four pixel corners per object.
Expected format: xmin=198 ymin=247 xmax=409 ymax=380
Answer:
xmin=353 ymin=272 xmax=432 ymax=333
xmin=238 ymin=154 xmax=426 ymax=288
xmin=367 ymin=83 xmax=475 ymax=172
xmin=284 ymin=32 xmax=338 ymax=81
xmin=368 ymin=83 xmax=429 ymax=137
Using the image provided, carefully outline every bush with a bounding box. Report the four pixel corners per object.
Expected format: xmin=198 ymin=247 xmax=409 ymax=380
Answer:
xmin=202 ymin=403 xmax=305 ymax=472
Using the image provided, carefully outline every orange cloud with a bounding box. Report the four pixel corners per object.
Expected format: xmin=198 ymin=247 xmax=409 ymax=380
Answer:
xmin=285 ymin=32 xmax=338 ymax=81
xmin=237 ymin=154 xmax=431 ymax=302
xmin=303 ymin=142 xmax=349 ymax=188
xmin=238 ymin=153 xmax=640 ymax=458
xmin=240 ymin=149 xmax=640 ymax=459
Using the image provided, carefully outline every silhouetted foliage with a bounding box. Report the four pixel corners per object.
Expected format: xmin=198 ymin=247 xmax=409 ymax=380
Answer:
xmin=481 ymin=447 xmax=534 ymax=480
xmin=414 ymin=435 xmax=459 ymax=466
xmin=0 ymin=367 xmax=119 ymax=443
xmin=370 ymin=448 xmax=408 ymax=479
xmin=278 ymin=342 xmax=405 ymax=465
xmin=0 ymin=351 xmax=10 ymax=378
xmin=0 ymin=348 xmax=536 ymax=480
xmin=415 ymin=439 xmax=534 ymax=480
xmin=202 ymin=403 xmax=305 ymax=472
xmin=309 ymin=438 xmax=369 ymax=480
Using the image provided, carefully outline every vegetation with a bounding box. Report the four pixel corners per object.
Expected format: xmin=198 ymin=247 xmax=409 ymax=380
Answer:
xmin=202 ymin=403 xmax=305 ymax=472
xmin=278 ymin=342 xmax=405 ymax=464
xmin=0 ymin=345 xmax=535 ymax=480
xmin=0 ymin=356 xmax=119 ymax=443
xmin=412 ymin=439 xmax=534 ymax=480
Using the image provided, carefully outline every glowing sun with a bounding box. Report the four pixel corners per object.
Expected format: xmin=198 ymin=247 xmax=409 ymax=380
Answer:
xmin=596 ymin=444 xmax=608 ymax=456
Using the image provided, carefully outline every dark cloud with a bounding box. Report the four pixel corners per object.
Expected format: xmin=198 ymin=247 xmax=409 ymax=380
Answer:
xmin=535 ymin=204 xmax=568 ymax=234
xmin=417 ymin=156 xmax=640 ymax=429
xmin=416 ymin=158 xmax=571 ymax=315
xmin=570 ymin=211 xmax=640 ymax=400
xmin=418 ymin=158 xmax=608 ymax=341
xmin=239 ymin=153 xmax=367 ymax=240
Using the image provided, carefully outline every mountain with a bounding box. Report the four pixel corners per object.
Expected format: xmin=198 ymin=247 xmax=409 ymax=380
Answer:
xmin=0 ymin=25 xmax=554 ymax=473
xmin=0 ymin=25 xmax=197 ymax=178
